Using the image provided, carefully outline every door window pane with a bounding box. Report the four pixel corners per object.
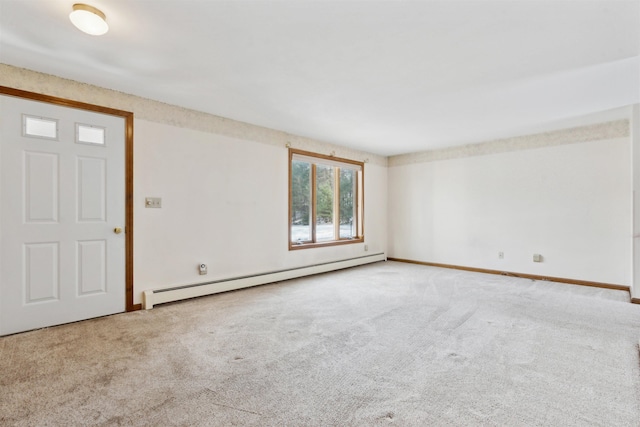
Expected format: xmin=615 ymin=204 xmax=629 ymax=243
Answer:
xmin=23 ymin=115 xmax=58 ymax=140
xmin=76 ymin=123 xmax=106 ymax=145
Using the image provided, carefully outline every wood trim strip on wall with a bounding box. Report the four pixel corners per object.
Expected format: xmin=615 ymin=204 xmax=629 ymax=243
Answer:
xmin=124 ymin=113 xmax=137 ymax=311
xmin=387 ymin=257 xmax=631 ymax=294
xmin=0 ymin=85 xmax=140 ymax=312
xmin=632 ymin=298 xmax=640 ymax=304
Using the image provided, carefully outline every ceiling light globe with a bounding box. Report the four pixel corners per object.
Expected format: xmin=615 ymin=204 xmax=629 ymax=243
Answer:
xmin=69 ymin=4 xmax=109 ymax=36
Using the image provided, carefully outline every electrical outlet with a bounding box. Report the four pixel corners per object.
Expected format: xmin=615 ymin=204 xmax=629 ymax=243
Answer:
xmin=199 ymin=263 xmax=207 ymax=275
xmin=498 ymin=251 xmax=504 ymax=259
xmin=533 ymin=254 xmax=543 ymax=263
xmin=364 ymin=245 xmax=369 ymax=252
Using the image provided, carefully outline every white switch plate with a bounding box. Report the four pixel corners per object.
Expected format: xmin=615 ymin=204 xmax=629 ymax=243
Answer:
xmin=145 ymin=197 xmax=162 ymax=208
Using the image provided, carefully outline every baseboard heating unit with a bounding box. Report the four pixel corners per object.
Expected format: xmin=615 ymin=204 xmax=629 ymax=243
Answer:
xmin=143 ymin=252 xmax=386 ymax=309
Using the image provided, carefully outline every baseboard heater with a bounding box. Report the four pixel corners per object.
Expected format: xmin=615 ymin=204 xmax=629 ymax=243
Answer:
xmin=143 ymin=252 xmax=386 ymax=309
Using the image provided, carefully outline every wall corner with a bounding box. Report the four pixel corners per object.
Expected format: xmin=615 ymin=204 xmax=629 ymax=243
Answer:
xmin=631 ymin=104 xmax=640 ymax=300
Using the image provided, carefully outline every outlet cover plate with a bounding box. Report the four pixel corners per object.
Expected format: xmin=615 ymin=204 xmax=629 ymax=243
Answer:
xmin=145 ymin=197 xmax=162 ymax=208
xmin=199 ymin=263 xmax=207 ymax=275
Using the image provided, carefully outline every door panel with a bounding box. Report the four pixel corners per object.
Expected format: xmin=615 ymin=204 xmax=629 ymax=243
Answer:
xmin=1 ymin=95 xmax=125 ymax=335
xmin=24 ymin=242 xmax=59 ymax=303
xmin=77 ymin=156 xmax=107 ymax=221
xmin=77 ymin=239 xmax=107 ymax=295
xmin=25 ymin=151 xmax=59 ymax=222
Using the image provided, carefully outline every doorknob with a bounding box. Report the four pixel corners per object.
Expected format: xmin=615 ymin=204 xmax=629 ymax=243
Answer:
xmin=114 ymin=227 xmax=123 ymax=234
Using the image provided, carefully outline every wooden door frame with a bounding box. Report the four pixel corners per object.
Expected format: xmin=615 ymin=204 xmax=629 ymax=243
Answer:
xmin=0 ymin=86 xmax=139 ymax=311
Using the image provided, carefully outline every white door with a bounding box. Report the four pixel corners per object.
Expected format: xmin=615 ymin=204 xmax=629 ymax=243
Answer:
xmin=0 ymin=95 xmax=125 ymax=335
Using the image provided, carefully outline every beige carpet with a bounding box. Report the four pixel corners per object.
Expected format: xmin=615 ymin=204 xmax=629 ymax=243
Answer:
xmin=1 ymin=261 xmax=639 ymax=426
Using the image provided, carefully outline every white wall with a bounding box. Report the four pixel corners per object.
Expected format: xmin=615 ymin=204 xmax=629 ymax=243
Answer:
xmin=134 ymin=119 xmax=387 ymax=304
xmin=388 ymin=135 xmax=632 ymax=285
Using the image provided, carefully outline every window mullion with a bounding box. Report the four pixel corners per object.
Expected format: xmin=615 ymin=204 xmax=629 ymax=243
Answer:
xmin=334 ymin=167 xmax=340 ymax=239
xmin=357 ymin=170 xmax=363 ymax=237
xmin=311 ymin=163 xmax=317 ymax=243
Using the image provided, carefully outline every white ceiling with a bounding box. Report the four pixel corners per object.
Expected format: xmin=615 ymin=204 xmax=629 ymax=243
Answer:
xmin=1 ymin=0 xmax=638 ymax=156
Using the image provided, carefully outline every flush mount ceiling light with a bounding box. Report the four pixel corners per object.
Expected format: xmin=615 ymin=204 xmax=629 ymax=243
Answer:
xmin=69 ymin=3 xmax=109 ymax=36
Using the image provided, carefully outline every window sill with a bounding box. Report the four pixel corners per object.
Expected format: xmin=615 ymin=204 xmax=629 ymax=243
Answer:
xmin=289 ymin=237 xmax=364 ymax=251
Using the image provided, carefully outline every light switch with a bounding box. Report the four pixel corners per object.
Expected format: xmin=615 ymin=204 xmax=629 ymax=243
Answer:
xmin=145 ymin=197 xmax=162 ymax=208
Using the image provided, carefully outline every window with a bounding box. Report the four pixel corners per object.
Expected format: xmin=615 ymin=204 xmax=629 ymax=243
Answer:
xmin=23 ymin=115 xmax=58 ymax=140
xmin=76 ymin=123 xmax=106 ymax=145
xmin=289 ymin=149 xmax=364 ymax=249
